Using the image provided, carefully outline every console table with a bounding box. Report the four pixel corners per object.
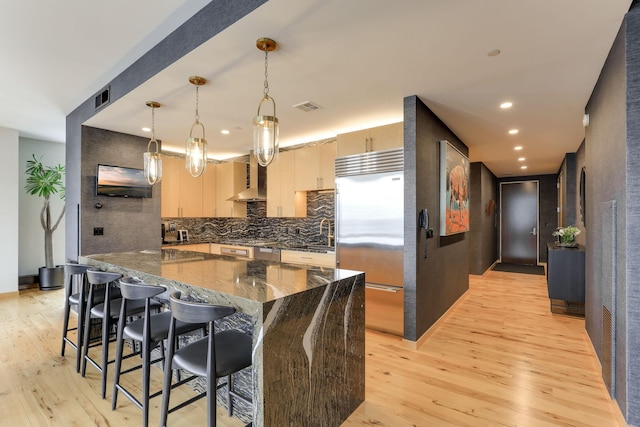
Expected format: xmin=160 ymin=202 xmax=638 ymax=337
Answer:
xmin=546 ymin=242 xmax=585 ymax=315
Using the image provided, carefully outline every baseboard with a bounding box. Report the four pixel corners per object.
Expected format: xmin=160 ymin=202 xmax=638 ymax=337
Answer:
xmin=0 ymin=291 xmax=19 ymax=300
xmin=19 ymin=274 xmax=39 ymax=290
xmin=402 ymin=288 xmax=471 ymax=351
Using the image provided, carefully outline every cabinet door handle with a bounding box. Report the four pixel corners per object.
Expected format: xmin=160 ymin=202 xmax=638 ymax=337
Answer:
xmin=530 ymin=227 xmax=537 ymax=236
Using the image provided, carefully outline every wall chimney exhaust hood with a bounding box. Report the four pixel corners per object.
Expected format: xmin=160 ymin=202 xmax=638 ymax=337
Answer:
xmin=227 ymin=153 xmax=267 ymax=202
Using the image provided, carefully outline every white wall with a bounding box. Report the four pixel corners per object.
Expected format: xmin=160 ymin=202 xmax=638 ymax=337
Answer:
xmin=0 ymin=127 xmax=19 ymax=294
xmin=19 ymin=137 xmax=66 ymax=277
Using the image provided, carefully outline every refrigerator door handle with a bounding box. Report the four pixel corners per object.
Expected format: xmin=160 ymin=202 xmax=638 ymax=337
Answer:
xmin=365 ymin=284 xmax=401 ymax=293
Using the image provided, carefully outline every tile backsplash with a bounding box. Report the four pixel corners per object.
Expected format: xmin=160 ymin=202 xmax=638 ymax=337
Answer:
xmin=163 ymin=191 xmax=335 ymax=246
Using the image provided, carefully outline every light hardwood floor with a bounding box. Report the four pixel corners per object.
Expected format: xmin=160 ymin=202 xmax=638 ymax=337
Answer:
xmin=0 ymin=269 xmax=624 ymax=426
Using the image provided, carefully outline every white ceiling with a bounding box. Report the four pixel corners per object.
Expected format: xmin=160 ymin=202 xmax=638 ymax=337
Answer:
xmin=1 ymin=0 xmax=632 ymax=177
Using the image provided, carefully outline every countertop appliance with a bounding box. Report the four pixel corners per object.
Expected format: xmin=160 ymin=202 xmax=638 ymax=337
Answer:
xmin=161 ymin=221 xmax=179 ymax=243
xmin=335 ymin=148 xmax=404 ymax=336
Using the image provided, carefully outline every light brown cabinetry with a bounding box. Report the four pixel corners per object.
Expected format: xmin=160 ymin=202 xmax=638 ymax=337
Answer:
xmin=164 ymin=243 xmax=211 ymax=253
xmin=336 ymin=122 xmax=403 ymax=157
xmin=267 ymin=150 xmax=306 ymax=217
xmin=160 ymin=156 xmax=203 ymax=217
xmin=294 ymin=142 xmax=337 ymax=191
xmin=215 ymin=162 xmax=247 ymax=218
xmin=281 ymin=249 xmax=336 ymax=267
xmin=201 ymin=165 xmax=216 ymax=217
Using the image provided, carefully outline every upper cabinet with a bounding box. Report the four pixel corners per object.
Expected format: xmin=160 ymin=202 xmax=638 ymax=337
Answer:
xmin=160 ymin=156 xmax=202 ymax=217
xmin=201 ymin=165 xmax=216 ymax=217
xmin=161 ymin=158 xmax=245 ymax=218
xmin=294 ymin=142 xmax=337 ymax=191
xmin=336 ymin=122 xmax=403 ymax=157
xmin=215 ymin=162 xmax=247 ymax=218
xmin=267 ymin=150 xmax=306 ymax=218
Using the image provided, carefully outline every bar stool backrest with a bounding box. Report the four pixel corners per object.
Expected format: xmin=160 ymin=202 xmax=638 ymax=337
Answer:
xmin=65 ymin=263 xmax=91 ymax=277
xmin=118 ymin=277 xmax=166 ymax=301
xmin=86 ymin=270 xmax=123 ymax=286
xmin=169 ymin=292 xmax=236 ymax=324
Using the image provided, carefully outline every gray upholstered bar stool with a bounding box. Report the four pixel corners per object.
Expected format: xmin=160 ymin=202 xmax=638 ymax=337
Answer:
xmin=81 ymin=270 xmax=162 ymax=399
xmin=61 ymin=263 xmax=93 ymax=372
xmin=112 ymin=278 xmax=205 ymax=427
xmin=160 ymin=292 xmax=252 ymax=427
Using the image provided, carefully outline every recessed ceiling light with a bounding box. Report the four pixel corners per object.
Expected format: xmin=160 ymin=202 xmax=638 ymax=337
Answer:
xmin=142 ymin=127 xmax=151 ymax=132
xmin=518 ymin=157 xmax=525 ymax=161
xmin=521 ymin=165 xmax=528 ymax=170
xmin=500 ymin=101 xmax=513 ymax=109
xmin=509 ymin=129 xmax=519 ymax=135
xmin=487 ymin=49 xmax=501 ymax=57
xmin=221 ymin=129 xmax=230 ymax=135
xmin=514 ymin=146 xmax=523 ymax=151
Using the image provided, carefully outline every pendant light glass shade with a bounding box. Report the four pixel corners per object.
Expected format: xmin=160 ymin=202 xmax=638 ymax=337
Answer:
xmin=253 ymin=96 xmax=279 ymax=166
xmin=185 ymin=123 xmax=207 ymax=177
xmin=143 ymin=101 xmax=162 ymax=185
xmin=185 ymin=76 xmax=207 ymax=177
xmin=252 ymin=38 xmax=279 ymax=167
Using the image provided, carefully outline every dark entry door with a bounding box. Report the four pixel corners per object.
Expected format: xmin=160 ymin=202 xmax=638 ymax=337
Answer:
xmin=500 ymin=181 xmax=538 ymax=265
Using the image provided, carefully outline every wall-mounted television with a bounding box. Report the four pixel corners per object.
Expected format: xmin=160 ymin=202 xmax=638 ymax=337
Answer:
xmin=96 ymin=164 xmax=152 ymax=198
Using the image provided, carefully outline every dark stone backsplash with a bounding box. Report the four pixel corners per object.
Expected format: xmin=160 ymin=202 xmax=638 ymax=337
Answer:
xmin=163 ymin=191 xmax=335 ymax=246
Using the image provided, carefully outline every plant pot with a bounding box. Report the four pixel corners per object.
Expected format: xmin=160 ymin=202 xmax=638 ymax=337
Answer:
xmin=38 ymin=266 xmax=64 ymax=291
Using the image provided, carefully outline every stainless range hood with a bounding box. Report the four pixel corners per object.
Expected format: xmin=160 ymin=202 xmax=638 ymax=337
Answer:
xmin=227 ymin=153 xmax=267 ymax=202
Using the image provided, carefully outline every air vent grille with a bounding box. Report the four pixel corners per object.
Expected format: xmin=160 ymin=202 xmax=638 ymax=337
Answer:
xmin=335 ymin=148 xmax=403 ymax=177
xmin=292 ymin=101 xmax=321 ymax=112
xmin=603 ymin=305 xmax=613 ymax=394
xmin=94 ymin=85 xmax=110 ymax=111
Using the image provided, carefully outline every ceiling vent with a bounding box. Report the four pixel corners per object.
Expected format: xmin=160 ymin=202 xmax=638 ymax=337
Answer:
xmin=292 ymin=100 xmax=322 ymax=112
xmin=94 ymin=85 xmax=110 ymax=111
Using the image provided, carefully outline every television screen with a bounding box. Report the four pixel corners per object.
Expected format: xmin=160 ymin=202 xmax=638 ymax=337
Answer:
xmin=96 ymin=164 xmax=152 ymax=198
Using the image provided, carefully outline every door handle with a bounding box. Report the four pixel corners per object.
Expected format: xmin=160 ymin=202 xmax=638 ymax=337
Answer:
xmin=530 ymin=227 xmax=537 ymax=236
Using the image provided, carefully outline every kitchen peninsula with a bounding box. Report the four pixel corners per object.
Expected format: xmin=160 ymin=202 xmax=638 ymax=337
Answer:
xmin=80 ymin=249 xmax=365 ymax=427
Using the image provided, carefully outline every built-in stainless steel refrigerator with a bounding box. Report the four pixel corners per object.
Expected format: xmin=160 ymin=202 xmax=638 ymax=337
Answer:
xmin=335 ymin=148 xmax=404 ymax=336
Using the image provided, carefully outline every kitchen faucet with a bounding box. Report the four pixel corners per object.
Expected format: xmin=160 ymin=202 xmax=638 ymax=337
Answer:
xmin=319 ymin=218 xmax=334 ymax=247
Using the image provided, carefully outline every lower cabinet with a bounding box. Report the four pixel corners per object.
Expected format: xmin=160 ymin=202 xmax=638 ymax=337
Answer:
xmin=546 ymin=243 xmax=585 ymax=313
xmin=281 ymin=250 xmax=336 ymax=268
xmin=163 ymin=243 xmax=211 ymax=253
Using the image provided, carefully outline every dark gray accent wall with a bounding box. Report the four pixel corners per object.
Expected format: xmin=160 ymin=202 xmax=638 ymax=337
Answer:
xmin=584 ymin=3 xmax=640 ymax=421
xmin=81 ymin=127 xmax=161 ymax=255
xmin=575 ymin=141 xmax=586 ymax=246
xmin=469 ymin=162 xmax=498 ymax=275
xmin=559 ymin=153 xmax=577 ymax=227
xmin=403 ymin=95 xmax=469 ymax=342
xmin=497 ymin=175 xmax=557 ymax=263
xmin=625 ymin=5 xmax=640 ymax=421
xmin=65 ymin=0 xmax=268 ymax=261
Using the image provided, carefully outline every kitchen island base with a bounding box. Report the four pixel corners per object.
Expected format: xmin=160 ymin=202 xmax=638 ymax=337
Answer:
xmin=81 ymin=250 xmax=365 ymax=426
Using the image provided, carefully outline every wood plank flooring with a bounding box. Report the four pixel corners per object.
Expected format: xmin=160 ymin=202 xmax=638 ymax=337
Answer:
xmin=0 ymin=269 xmax=624 ymax=426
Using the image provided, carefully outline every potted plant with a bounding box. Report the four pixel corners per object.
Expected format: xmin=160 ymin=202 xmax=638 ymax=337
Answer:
xmin=25 ymin=154 xmax=66 ymax=290
xmin=553 ymin=225 xmax=580 ymax=247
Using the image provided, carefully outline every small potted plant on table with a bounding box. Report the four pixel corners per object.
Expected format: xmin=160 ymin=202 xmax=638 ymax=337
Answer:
xmin=553 ymin=225 xmax=580 ymax=248
xmin=25 ymin=155 xmax=66 ymax=290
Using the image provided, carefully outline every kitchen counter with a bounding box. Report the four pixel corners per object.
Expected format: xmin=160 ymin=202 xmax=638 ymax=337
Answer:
xmin=163 ymin=239 xmax=335 ymax=253
xmin=80 ymin=249 xmax=364 ymax=427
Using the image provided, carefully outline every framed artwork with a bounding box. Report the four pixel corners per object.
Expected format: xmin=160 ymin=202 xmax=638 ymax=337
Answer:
xmin=440 ymin=140 xmax=470 ymax=235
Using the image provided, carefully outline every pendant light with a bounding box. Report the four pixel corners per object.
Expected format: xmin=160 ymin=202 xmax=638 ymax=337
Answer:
xmin=185 ymin=76 xmax=207 ymax=177
xmin=143 ymin=101 xmax=162 ymax=185
xmin=253 ymin=37 xmax=279 ymax=167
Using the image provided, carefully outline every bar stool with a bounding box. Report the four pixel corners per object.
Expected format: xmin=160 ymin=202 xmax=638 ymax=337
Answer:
xmin=112 ymin=278 xmax=205 ymax=427
xmin=61 ymin=263 xmax=92 ymax=372
xmin=81 ymin=270 xmax=162 ymax=399
xmin=160 ymin=292 xmax=252 ymax=427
